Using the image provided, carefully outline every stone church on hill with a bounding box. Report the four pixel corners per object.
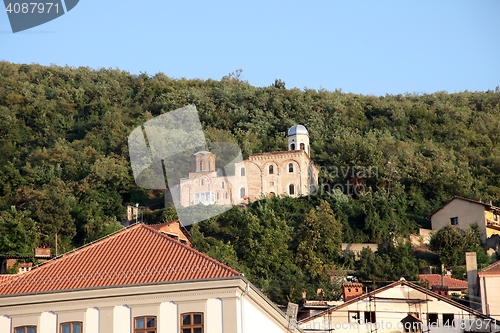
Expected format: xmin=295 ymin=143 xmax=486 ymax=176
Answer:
xmin=172 ymin=125 xmax=319 ymax=207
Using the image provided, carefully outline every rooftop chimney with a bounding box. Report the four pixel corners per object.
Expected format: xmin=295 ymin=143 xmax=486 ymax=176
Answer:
xmin=342 ymin=282 xmax=363 ymax=302
xmin=466 ymin=252 xmax=481 ymax=311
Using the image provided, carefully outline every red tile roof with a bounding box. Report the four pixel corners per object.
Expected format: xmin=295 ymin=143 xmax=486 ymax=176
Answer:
xmin=0 ymin=275 xmax=14 ymax=283
xmin=0 ymin=224 xmax=241 ymax=296
xmin=479 ymin=260 xmax=500 ymax=276
xmin=419 ymin=274 xmax=468 ymax=289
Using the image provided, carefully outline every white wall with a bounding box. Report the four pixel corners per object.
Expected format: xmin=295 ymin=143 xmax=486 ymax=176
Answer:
xmin=207 ymin=298 xmax=223 ymax=333
xmin=84 ymin=308 xmax=99 ymax=333
xmin=480 ymin=275 xmax=500 ymax=320
xmin=243 ymin=297 xmax=288 ymax=333
xmin=159 ymin=301 xmax=177 ymax=333
xmin=112 ymin=305 xmax=130 ymax=333
xmin=431 ymin=199 xmax=486 ymax=240
xmin=0 ymin=315 xmax=11 ymax=333
xmin=39 ymin=312 xmax=57 ymax=333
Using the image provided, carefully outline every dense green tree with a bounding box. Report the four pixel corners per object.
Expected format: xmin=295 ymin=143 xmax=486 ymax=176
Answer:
xmin=0 ymin=207 xmax=38 ymax=256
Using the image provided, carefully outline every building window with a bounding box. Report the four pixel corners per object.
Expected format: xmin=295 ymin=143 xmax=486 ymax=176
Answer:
xmin=349 ymin=311 xmax=360 ymax=323
xmin=181 ymin=312 xmax=203 ymax=333
xmin=60 ymin=322 xmax=82 ymax=333
xmin=270 ymin=182 xmax=274 ymax=186
xmin=450 ymin=217 xmax=458 ymax=225
xmin=291 ymin=143 xmax=295 ymax=150
xmin=240 ymin=167 xmax=245 ymax=177
xmin=269 ymin=165 xmax=274 ymax=174
xmin=289 ymin=184 xmax=295 ymax=195
xmin=216 ymin=192 xmax=219 ymax=200
xmin=442 ymin=314 xmax=454 ymax=327
xmin=201 ymin=179 xmax=204 ymax=186
xmin=289 ymin=163 xmax=294 ymax=173
xmin=240 ymin=187 xmax=246 ymax=199
xmin=15 ymin=328 xmax=36 ymax=333
xmin=428 ymin=313 xmax=438 ymax=327
xmin=221 ymin=181 xmax=224 ymax=189
xmin=134 ymin=316 xmax=156 ymax=333
xmin=199 ymin=161 xmax=202 ymax=171
xmin=300 ymin=143 xmax=305 ymax=150
xmin=364 ymin=311 xmax=376 ymax=324
xmin=225 ymin=192 xmax=228 ymax=199
xmin=194 ymin=192 xmax=215 ymax=205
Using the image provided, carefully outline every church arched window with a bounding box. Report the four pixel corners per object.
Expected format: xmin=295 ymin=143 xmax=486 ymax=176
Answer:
xmin=269 ymin=165 xmax=274 ymax=174
xmin=289 ymin=184 xmax=295 ymax=195
xmin=240 ymin=187 xmax=246 ymax=199
xmin=291 ymin=143 xmax=296 ymax=150
xmin=289 ymin=163 xmax=294 ymax=173
xmin=241 ymin=167 xmax=246 ymax=177
xmin=300 ymin=143 xmax=305 ymax=150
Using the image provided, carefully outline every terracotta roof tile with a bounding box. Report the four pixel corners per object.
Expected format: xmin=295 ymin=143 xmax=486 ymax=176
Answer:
xmin=0 ymin=224 xmax=241 ymax=296
xmin=419 ymin=274 xmax=468 ymax=289
xmin=479 ymin=260 xmax=500 ymax=276
xmin=0 ymin=275 xmax=15 ymax=283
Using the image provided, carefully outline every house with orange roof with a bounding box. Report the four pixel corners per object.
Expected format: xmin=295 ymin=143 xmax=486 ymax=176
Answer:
xmin=419 ymin=274 xmax=468 ymax=298
xmin=298 ymin=278 xmax=499 ymax=333
xmin=149 ymin=220 xmax=191 ymax=246
xmin=478 ymin=260 xmax=500 ymax=320
xmin=0 ymin=223 xmax=300 ymax=333
xmin=428 ymin=196 xmax=500 ymax=242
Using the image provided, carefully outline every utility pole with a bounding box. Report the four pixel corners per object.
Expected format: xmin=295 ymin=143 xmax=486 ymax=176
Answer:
xmin=135 ymin=203 xmax=139 ymax=224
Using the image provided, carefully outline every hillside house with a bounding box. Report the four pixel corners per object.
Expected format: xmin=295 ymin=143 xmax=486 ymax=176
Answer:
xmin=299 ymin=278 xmax=499 ymax=333
xmin=428 ymin=197 xmax=500 ymax=242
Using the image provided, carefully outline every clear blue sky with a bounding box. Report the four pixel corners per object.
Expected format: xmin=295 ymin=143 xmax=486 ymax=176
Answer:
xmin=1 ymin=1 xmax=499 ymax=96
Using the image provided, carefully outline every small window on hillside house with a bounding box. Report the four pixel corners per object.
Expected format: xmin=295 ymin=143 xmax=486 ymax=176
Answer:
xmin=428 ymin=313 xmax=438 ymax=327
xmin=450 ymin=217 xmax=458 ymax=225
xmin=364 ymin=311 xmax=376 ymax=324
xmin=349 ymin=311 xmax=360 ymax=323
xmin=443 ymin=314 xmax=455 ymax=327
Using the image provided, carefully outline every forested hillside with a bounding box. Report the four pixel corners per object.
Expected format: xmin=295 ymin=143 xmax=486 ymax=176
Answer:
xmin=1 ymin=61 xmax=499 ymax=302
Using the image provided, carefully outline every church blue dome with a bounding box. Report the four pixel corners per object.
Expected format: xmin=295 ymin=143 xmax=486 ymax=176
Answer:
xmin=288 ymin=125 xmax=309 ymax=136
